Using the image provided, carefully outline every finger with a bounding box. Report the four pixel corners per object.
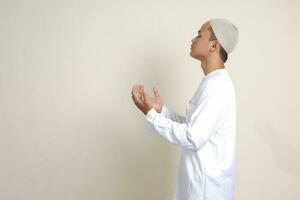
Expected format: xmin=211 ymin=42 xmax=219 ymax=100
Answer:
xmin=138 ymin=85 xmax=142 ymax=96
xmin=132 ymin=88 xmax=144 ymax=106
xmin=136 ymin=85 xmax=141 ymax=97
xmin=153 ymin=86 xmax=160 ymax=98
xmin=131 ymin=84 xmax=136 ymax=91
xmin=140 ymin=85 xmax=145 ymax=101
xmin=131 ymin=84 xmax=138 ymax=96
xmin=142 ymin=86 xmax=148 ymax=101
xmin=136 ymin=84 xmax=142 ymax=99
xmin=132 ymin=85 xmax=140 ymax=101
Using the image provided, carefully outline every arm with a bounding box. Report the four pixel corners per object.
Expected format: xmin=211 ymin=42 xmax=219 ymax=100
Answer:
xmin=160 ymin=105 xmax=186 ymax=123
xmin=144 ymin=84 xmax=226 ymax=151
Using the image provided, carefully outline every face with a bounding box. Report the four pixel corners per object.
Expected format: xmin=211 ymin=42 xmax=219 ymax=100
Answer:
xmin=190 ymin=22 xmax=218 ymax=60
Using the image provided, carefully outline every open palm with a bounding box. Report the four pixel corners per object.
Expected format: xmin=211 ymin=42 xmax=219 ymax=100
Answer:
xmin=131 ymin=84 xmax=163 ymax=114
xmin=141 ymin=85 xmax=163 ymax=113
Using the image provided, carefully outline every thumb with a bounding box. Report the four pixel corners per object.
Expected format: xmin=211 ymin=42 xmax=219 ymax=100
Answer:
xmin=153 ymin=86 xmax=160 ymax=98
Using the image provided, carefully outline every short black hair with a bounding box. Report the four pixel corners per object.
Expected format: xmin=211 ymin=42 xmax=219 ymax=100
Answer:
xmin=208 ymin=26 xmax=228 ymax=63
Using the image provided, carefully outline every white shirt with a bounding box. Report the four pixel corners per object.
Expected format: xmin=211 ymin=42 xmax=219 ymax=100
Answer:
xmin=144 ymin=68 xmax=236 ymax=200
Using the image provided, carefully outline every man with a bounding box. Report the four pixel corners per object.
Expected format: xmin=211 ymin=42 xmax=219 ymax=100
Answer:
xmin=131 ymin=18 xmax=239 ymax=200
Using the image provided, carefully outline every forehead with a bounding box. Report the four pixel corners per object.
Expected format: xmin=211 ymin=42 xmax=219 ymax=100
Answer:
xmin=202 ymin=22 xmax=210 ymax=30
xmin=198 ymin=22 xmax=210 ymax=34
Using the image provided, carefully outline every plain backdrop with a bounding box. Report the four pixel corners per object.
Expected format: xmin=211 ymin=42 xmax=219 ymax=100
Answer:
xmin=0 ymin=0 xmax=300 ymax=199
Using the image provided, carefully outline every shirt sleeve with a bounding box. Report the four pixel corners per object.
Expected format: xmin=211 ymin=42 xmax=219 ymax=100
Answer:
xmin=143 ymin=84 xmax=227 ymax=151
xmin=160 ymin=105 xmax=186 ymax=123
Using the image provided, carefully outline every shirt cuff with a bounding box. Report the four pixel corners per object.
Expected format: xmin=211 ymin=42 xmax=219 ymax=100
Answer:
xmin=146 ymin=108 xmax=158 ymax=121
xmin=160 ymin=105 xmax=168 ymax=116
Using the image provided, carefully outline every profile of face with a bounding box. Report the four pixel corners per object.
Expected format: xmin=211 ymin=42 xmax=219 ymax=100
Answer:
xmin=190 ymin=22 xmax=220 ymax=61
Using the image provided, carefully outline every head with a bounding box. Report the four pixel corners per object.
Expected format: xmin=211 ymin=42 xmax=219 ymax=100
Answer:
xmin=190 ymin=21 xmax=228 ymax=63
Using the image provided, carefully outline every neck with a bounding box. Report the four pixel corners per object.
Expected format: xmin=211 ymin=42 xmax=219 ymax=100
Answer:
xmin=201 ymin=58 xmax=225 ymax=75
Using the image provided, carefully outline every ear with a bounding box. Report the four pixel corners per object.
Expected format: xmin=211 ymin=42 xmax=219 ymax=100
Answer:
xmin=209 ymin=41 xmax=220 ymax=52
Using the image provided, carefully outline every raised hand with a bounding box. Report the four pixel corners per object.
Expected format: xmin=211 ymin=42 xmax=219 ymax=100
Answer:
xmin=131 ymin=84 xmax=163 ymax=115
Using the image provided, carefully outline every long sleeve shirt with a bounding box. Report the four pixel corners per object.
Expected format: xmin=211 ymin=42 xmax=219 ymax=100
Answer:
xmin=144 ymin=68 xmax=236 ymax=200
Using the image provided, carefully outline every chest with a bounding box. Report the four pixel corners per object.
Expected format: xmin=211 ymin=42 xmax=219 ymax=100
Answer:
xmin=185 ymin=86 xmax=206 ymax=122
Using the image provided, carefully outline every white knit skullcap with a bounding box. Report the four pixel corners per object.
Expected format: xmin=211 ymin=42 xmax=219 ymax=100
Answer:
xmin=208 ymin=18 xmax=239 ymax=54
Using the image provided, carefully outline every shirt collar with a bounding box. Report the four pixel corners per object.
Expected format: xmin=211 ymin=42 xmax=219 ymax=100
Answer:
xmin=202 ymin=68 xmax=227 ymax=81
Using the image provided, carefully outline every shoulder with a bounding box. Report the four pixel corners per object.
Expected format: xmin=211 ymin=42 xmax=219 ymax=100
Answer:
xmin=201 ymin=77 xmax=235 ymax=104
xmin=205 ymin=73 xmax=235 ymax=93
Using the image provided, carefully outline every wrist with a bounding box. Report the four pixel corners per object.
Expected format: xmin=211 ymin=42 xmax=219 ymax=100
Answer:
xmin=144 ymin=107 xmax=153 ymax=115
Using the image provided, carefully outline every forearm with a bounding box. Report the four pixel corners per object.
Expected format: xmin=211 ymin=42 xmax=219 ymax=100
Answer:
xmin=144 ymin=108 xmax=200 ymax=151
xmin=161 ymin=105 xmax=186 ymax=123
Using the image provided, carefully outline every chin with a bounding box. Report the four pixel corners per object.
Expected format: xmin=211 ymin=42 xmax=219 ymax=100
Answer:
xmin=189 ymin=50 xmax=194 ymax=57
